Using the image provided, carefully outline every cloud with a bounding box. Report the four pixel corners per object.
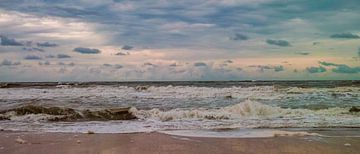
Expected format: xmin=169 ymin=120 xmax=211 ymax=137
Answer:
xmin=22 ymin=47 xmax=44 ymax=52
xmin=24 ymin=55 xmax=42 ymax=60
xmin=73 ymin=47 xmax=101 ymax=54
xmin=274 ymin=65 xmax=284 ymax=72
xmin=295 ymin=51 xmax=310 ymax=55
xmin=1 ymin=59 xmax=21 ymax=66
xmin=0 ymin=35 xmax=23 ymax=46
xmin=330 ymin=33 xmax=360 ymax=39
xmin=102 ymin=63 xmax=123 ymax=69
xmin=306 ymin=66 xmax=326 ymax=73
xmin=57 ymin=54 xmax=71 ymax=58
xmin=249 ymin=65 xmax=284 ymax=72
xmin=143 ymin=62 xmax=156 ymax=66
xmin=319 ymin=61 xmax=360 ymax=74
xmin=224 ymin=60 xmax=233 ymax=63
xmin=37 ymin=42 xmax=58 ymax=47
xmin=194 ymin=62 xmax=207 ymax=67
xmin=115 ymin=52 xmax=129 ymax=56
xmin=358 ymin=48 xmax=360 ymax=57
xmin=230 ymin=33 xmax=249 ymax=41
xmin=58 ymin=62 xmax=75 ymax=66
xmin=38 ymin=61 xmax=50 ymax=65
xmin=266 ymin=39 xmax=291 ymax=47
xmin=121 ymin=45 xmax=133 ymax=50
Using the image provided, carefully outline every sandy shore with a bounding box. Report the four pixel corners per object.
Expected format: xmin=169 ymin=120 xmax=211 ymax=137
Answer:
xmin=0 ymin=130 xmax=359 ymax=154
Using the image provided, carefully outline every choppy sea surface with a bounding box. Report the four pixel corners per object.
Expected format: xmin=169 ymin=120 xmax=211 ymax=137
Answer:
xmin=0 ymin=81 xmax=359 ymax=136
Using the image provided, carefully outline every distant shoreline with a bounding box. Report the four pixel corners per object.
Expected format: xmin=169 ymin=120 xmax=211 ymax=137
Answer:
xmin=1 ymin=80 xmax=359 ymax=88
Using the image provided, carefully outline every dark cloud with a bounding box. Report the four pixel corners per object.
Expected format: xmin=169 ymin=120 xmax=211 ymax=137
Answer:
xmin=194 ymin=62 xmax=207 ymax=67
xmin=0 ymin=35 xmax=23 ymax=46
xmin=114 ymin=64 xmax=123 ymax=69
xmin=22 ymin=47 xmax=44 ymax=52
xmin=266 ymin=39 xmax=291 ymax=47
xmin=169 ymin=63 xmax=178 ymax=67
xmin=295 ymin=52 xmax=310 ymax=55
xmin=73 ymin=47 xmax=101 ymax=54
xmin=249 ymin=65 xmax=284 ymax=72
xmin=330 ymin=33 xmax=360 ymax=39
xmin=225 ymin=60 xmax=233 ymax=63
xmin=57 ymin=54 xmax=71 ymax=58
xmin=306 ymin=66 xmax=326 ymax=73
xmin=274 ymin=65 xmax=284 ymax=72
xmin=1 ymin=59 xmax=21 ymax=66
xmin=313 ymin=42 xmax=320 ymax=46
xmin=143 ymin=62 xmax=156 ymax=66
xmin=37 ymin=42 xmax=58 ymax=47
xmin=24 ymin=55 xmax=42 ymax=60
xmin=121 ymin=45 xmax=134 ymax=50
xmin=38 ymin=61 xmax=50 ymax=66
xmin=115 ymin=52 xmax=129 ymax=56
xmin=45 ymin=55 xmax=55 ymax=58
xmin=102 ymin=63 xmax=122 ymax=69
xmin=58 ymin=62 xmax=75 ymax=66
xmin=230 ymin=33 xmax=249 ymax=41
xmin=319 ymin=61 xmax=360 ymax=74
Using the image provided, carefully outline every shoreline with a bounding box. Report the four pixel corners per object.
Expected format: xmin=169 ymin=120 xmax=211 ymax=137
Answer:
xmin=0 ymin=130 xmax=359 ymax=154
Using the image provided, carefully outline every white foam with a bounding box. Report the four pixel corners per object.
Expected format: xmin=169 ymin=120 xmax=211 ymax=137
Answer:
xmin=159 ymin=129 xmax=319 ymax=138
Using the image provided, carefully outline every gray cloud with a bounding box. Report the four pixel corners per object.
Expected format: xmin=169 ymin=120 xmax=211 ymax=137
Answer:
xmin=0 ymin=35 xmax=23 ymax=46
xmin=24 ymin=55 xmax=42 ymax=60
xmin=266 ymin=39 xmax=291 ymax=47
xmin=37 ymin=42 xmax=58 ymax=47
xmin=121 ymin=45 xmax=133 ymax=50
xmin=330 ymin=33 xmax=360 ymax=39
xmin=39 ymin=61 xmax=50 ymax=65
xmin=249 ymin=65 xmax=284 ymax=72
xmin=45 ymin=55 xmax=55 ymax=58
xmin=1 ymin=59 xmax=21 ymax=66
xmin=57 ymin=54 xmax=71 ymax=58
xmin=274 ymin=65 xmax=284 ymax=72
xmin=143 ymin=62 xmax=156 ymax=66
xmin=230 ymin=33 xmax=249 ymax=41
xmin=224 ymin=60 xmax=233 ymax=63
xmin=169 ymin=63 xmax=178 ymax=67
xmin=73 ymin=47 xmax=101 ymax=54
xmin=22 ymin=47 xmax=44 ymax=52
xmin=194 ymin=62 xmax=207 ymax=67
xmin=115 ymin=52 xmax=129 ymax=56
xmin=295 ymin=51 xmax=310 ymax=55
xmin=313 ymin=42 xmax=320 ymax=46
xmin=306 ymin=66 xmax=326 ymax=73
xmin=102 ymin=63 xmax=122 ymax=69
xmin=58 ymin=62 xmax=75 ymax=66
xmin=319 ymin=61 xmax=360 ymax=74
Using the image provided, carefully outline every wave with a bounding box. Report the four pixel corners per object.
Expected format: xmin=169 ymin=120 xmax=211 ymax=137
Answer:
xmin=0 ymin=105 xmax=136 ymax=122
xmin=0 ymin=100 xmax=358 ymax=124
xmin=132 ymin=100 xmax=358 ymax=121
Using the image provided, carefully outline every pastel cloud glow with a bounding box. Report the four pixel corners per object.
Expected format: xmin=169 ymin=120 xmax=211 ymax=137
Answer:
xmin=0 ymin=0 xmax=359 ymax=81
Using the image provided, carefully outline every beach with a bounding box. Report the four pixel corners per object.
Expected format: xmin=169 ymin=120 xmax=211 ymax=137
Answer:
xmin=0 ymin=130 xmax=359 ymax=154
xmin=0 ymin=81 xmax=359 ymax=154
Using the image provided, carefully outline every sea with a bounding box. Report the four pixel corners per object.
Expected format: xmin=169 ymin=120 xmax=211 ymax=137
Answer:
xmin=0 ymin=81 xmax=359 ymax=137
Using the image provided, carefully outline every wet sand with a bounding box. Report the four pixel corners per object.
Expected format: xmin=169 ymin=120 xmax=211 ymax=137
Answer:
xmin=0 ymin=131 xmax=359 ymax=154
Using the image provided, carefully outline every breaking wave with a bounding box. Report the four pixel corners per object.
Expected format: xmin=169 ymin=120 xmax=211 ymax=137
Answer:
xmin=132 ymin=100 xmax=358 ymax=121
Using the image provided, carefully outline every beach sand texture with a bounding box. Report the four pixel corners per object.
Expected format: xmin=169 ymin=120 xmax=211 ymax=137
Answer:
xmin=0 ymin=131 xmax=359 ymax=154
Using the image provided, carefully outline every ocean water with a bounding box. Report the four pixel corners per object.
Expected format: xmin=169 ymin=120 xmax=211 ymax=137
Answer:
xmin=0 ymin=81 xmax=359 ymax=136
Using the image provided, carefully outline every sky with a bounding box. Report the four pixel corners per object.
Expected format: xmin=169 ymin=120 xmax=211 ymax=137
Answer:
xmin=0 ymin=0 xmax=359 ymax=81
